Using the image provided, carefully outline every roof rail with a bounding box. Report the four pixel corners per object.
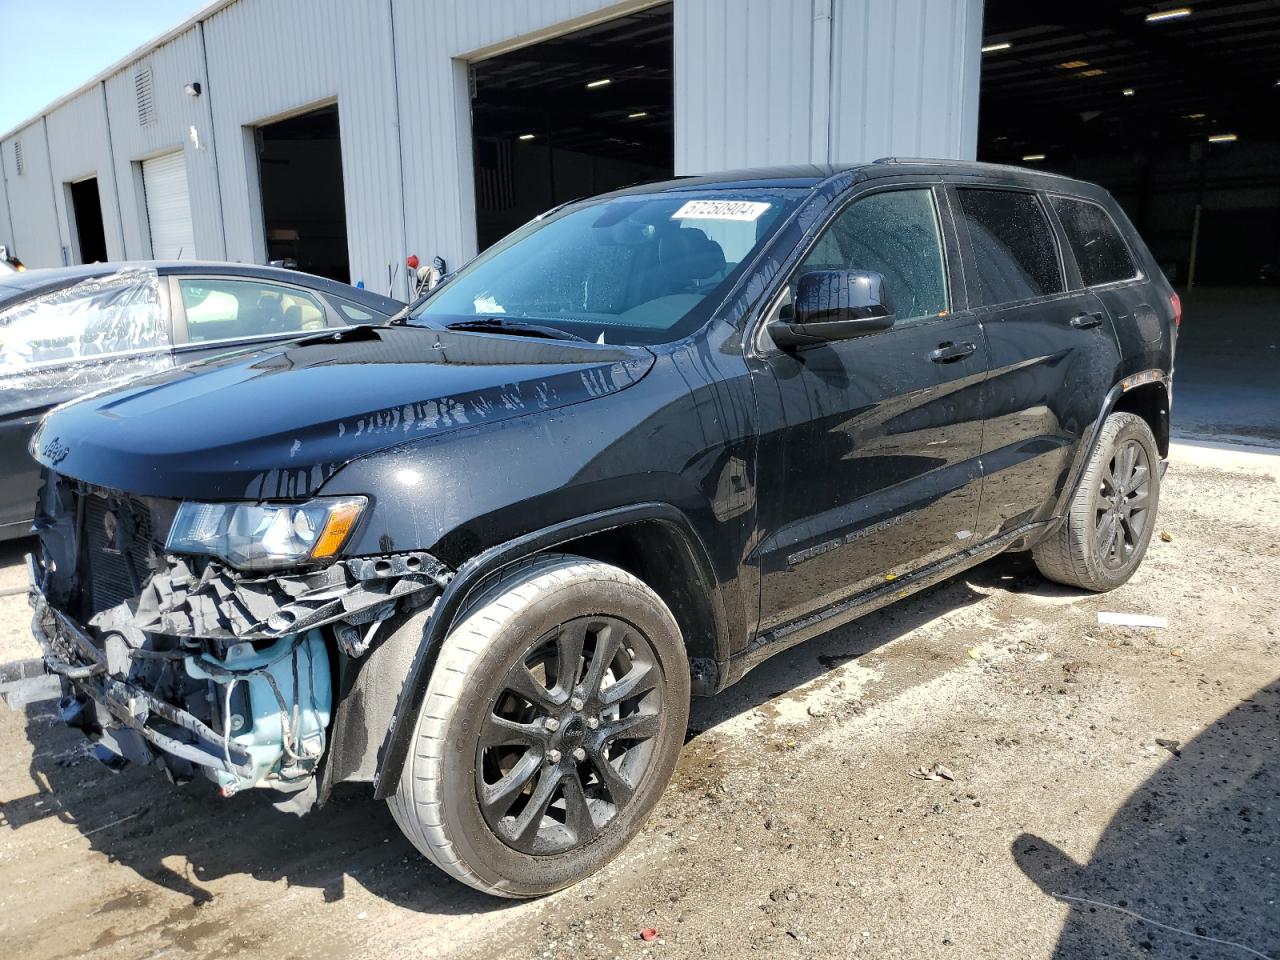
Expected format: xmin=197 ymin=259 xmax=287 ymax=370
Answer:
xmin=869 ymin=156 xmax=1079 ymax=182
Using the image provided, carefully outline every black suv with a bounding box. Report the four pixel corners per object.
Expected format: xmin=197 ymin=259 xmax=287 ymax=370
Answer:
xmin=25 ymin=160 xmax=1176 ymax=898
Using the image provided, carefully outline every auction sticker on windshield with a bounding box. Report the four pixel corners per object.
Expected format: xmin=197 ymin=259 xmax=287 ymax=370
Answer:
xmin=672 ymin=199 xmax=771 ymax=221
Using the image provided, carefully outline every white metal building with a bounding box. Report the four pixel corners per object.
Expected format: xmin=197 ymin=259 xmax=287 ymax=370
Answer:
xmin=0 ymin=0 xmax=983 ymax=299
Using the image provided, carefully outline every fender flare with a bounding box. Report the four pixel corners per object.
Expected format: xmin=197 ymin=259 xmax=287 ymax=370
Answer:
xmin=1051 ymin=368 xmax=1170 ymax=522
xmin=371 ymin=501 xmax=727 ymax=798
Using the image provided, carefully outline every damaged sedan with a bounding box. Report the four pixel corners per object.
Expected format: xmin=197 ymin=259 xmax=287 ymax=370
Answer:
xmin=23 ymin=160 xmax=1176 ymax=898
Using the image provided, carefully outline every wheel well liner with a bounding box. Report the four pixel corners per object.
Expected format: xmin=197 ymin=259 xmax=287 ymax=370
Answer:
xmin=369 ymin=502 xmax=727 ymax=799
xmin=1111 ymin=380 xmax=1169 ymax=457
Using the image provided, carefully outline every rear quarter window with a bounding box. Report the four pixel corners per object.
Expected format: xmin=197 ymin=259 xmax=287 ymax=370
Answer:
xmin=1049 ymin=195 xmax=1139 ymax=287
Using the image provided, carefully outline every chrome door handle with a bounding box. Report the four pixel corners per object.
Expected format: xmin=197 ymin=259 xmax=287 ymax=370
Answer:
xmin=1070 ymin=311 xmax=1104 ymax=329
xmin=930 ymin=341 xmax=976 ymax=363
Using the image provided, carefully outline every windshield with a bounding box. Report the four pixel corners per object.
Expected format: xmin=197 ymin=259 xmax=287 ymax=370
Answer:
xmin=410 ymin=189 xmax=806 ymax=345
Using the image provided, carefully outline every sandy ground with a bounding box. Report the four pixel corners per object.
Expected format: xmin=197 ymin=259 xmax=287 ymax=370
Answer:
xmin=1 ymin=439 xmax=1276 ymax=960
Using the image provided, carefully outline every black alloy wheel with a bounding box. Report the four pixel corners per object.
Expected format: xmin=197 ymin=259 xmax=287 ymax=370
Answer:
xmin=477 ymin=615 xmax=662 ymax=855
xmin=1095 ymin=438 xmax=1152 ymax=571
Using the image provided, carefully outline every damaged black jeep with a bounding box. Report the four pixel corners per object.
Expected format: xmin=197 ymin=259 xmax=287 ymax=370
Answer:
xmin=24 ymin=161 xmax=1176 ymax=897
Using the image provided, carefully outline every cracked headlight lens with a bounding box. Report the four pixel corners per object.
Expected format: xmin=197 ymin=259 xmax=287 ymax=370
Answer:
xmin=165 ymin=497 xmax=367 ymax=570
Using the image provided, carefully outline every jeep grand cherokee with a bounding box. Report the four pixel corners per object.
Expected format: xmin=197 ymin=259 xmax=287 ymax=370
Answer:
xmin=25 ymin=159 xmax=1176 ymax=897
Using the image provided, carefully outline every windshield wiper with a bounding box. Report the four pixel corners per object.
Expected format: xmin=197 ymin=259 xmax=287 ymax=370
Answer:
xmin=445 ymin=318 xmax=589 ymax=342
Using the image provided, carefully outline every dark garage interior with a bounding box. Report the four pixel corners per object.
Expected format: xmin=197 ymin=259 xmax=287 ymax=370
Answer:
xmin=68 ymin=176 xmax=107 ymax=264
xmin=979 ymin=0 xmax=1280 ymax=445
xmin=468 ymin=3 xmax=674 ymax=250
xmin=256 ymin=104 xmax=350 ymax=282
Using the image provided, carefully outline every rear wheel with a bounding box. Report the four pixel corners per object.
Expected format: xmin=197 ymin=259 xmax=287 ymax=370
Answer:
xmin=390 ymin=554 xmax=689 ymax=898
xmin=1033 ymin=412 xmax=1161 ymax=591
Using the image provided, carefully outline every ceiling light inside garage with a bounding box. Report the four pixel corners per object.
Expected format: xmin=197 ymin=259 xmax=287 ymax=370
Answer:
xmin=1183 ymin=112 xmax=1206 ymax=119
xmin=628 ymin=111 xmax=648 ymax=119
xmin=1146 ymin=7 xmax=1192 ymax=22
xmin=518 ymin=133 xmax=535 ymax=140
xmin=1022 ymin=153 xmax=1046 ymax=161
xmin=1077 ymin=68 xmax=1106 ymax=77
xmin=981 ymin=42 xmax=1011 ymax=53
xmin=1058 ymin=60 xmax=1089 ymax=69
xmin=586 ymin=78 xmax=612 ymax=89
xmin=1207 ymin=133 xmax=1237 ymax=142
xmin=1123 ymin=88 xmax=1135 ymax=95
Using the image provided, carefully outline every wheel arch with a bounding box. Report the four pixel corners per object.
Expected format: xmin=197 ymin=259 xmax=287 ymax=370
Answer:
xmin=368 ymin=502 xmax=729 ymax=799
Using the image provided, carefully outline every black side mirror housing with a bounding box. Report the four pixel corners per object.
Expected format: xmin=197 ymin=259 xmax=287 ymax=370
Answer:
xmin=767 ymin=269 xmax=895 ymax=348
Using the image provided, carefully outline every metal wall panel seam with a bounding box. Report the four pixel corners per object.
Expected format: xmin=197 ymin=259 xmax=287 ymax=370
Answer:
xmin=196 ymin=20 xmax=228 ymax=259
xmin=810 ymin=0 xmax=833 ymax=163
xmin=40 ymin=117 xmax=66 ymax=265
xmin=99 ymin=81 xmax=127 ymax=258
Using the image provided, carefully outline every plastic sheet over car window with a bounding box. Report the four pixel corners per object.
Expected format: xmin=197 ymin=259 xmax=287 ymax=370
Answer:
xmin=0 ymin=268 xmax=175 ymax=419
xmin=0 ymin=267 xmax=168 ymax=371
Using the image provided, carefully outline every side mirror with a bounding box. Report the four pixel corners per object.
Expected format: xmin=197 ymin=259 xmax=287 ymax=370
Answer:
xmin=767 ymin=269 xmax=895 ymax=348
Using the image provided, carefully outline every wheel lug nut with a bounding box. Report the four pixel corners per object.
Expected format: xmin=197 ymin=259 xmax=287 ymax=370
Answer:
xmin=544 ymin=717 xmax=560 ymax=732
xmin=587 ymin=717 xmax=599 ymax=729
xmin=572 ymin=747 xmax=587 ymax=761
xmin=547 ymin=749 xmax=561 ymax=763
xmin=570 ymin=696 xmax=585 ymax=711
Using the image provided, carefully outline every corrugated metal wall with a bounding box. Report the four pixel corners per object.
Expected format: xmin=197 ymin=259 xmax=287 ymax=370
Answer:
xmin=0 ymin=119 xmax=62 ymax=265
xmin=0 ymin=163 xmax=12 ymax=253
xmin=101 ymin=27 xmax=223 ymax=261
xmin=202 ymin=0 xmax=406 ymax=295
xmin=676 ymin=0 xmax=983 ymax=172
xmin=2 ymin=0 xmax=982 ymax=281
xmin=390 ymin=0 xmax=653 ymax=288
xmin=44 ymin=85 xmax=125 ymax=261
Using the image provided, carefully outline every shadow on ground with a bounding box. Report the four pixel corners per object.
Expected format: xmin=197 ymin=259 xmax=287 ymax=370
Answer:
xmin=13 ymin=550 xmax=1049 ymax=915
xmin=1014 ymin=680 xmax=1280 ymax=960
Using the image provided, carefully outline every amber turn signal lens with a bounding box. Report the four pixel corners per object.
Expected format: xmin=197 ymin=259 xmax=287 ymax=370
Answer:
xmin=310 ymin=500 xmax=364 ymax=559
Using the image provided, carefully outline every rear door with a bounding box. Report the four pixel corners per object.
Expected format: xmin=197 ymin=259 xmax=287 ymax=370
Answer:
xmin=749 ymin=183 xmax=989 ymax=637
xmin=948 ymin=183 xmax=1123 ymax=540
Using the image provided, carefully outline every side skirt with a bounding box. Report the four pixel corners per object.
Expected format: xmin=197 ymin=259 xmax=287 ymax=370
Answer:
xmin=721 ymin=519 xmax=1054 ymax=686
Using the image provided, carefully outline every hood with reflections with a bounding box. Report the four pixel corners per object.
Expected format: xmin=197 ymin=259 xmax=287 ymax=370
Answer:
xmin=32 ymin=325 xmax=654 ymax=500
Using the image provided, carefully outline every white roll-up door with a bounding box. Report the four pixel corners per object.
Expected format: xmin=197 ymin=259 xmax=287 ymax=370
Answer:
xmin=141 ymin=151 xmax=195 ymax=260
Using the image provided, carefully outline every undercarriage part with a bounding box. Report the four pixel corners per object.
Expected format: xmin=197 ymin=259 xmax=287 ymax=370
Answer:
xmin=132 ymin=550 xmax=452 ymax=643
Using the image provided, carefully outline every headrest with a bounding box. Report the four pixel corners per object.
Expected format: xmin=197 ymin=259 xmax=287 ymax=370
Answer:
xmin=659 ymin=228 xmax=726 ymax=280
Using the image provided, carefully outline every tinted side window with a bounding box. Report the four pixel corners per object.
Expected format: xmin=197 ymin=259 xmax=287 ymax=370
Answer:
xmin=956 ymin=188 xmax=1063 ymax=306
xmin=800 ymin=188 xmax=948 ymax=323
xmin=1049 ymin=196 xmax=1138 ymax=287
xmin=179 ymin=278 xmax=327 ymax=343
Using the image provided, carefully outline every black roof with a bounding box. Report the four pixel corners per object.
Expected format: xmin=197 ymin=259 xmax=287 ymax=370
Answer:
xmin=0 ymin=261 xmax=404 ymax=312
xmin=608 ymin=157 xmax=1107 ymax=199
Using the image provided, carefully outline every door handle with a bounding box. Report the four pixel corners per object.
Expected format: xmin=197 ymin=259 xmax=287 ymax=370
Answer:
xmin=929 ymin=341 xmax=976 ymax=363
xmin=1069 ymin=311 xmax=1104 ymax=329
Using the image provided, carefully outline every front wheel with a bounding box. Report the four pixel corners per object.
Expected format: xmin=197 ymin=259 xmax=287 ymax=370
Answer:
xmin=1033 ymin=411 xmax=1161 ymax=591
xmin=390 ymin=554 xmax=689 ymax=898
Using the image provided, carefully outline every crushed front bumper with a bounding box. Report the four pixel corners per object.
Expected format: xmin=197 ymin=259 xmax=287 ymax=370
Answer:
xmin=27 ymin=558 xmax=257 ymax=784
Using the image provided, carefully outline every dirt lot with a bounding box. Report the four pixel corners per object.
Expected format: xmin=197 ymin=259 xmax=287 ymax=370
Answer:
xmin=1 ymin=444 xmax=1277 ymax=960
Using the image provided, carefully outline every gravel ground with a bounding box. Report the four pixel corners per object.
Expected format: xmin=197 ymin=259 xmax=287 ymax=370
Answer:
xmin=1 ymin=443 xmax=1277 ymax=960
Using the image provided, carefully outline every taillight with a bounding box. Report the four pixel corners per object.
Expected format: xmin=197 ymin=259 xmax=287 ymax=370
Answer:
xmin=1170 ymin=291 xmax=1182 ymax=328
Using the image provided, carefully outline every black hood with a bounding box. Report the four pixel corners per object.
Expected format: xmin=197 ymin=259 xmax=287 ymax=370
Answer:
xmin=32 ymin=325 xmax=654 ymax=500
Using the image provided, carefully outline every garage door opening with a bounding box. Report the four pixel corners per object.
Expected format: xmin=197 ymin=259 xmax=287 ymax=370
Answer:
xmin=68 ymin=176 xmax=107 ymax=264
xmin=976 ymin=1 xmax=1280 ymax=445
xmin=257 ymin=104 xmax=349 ymax=282
xmin=469 ymin=3 xmax=674 ymax=250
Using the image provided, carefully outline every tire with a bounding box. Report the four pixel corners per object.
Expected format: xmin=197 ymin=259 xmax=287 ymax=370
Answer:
xmin=390 ymin=553 xmax=690 ymax=898
xmin=1033 ymin=412 xmax=1161 ymax=592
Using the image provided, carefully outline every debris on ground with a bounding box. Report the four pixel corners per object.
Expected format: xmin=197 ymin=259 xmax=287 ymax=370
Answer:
xmin=1155 ymin=737 xmax=1183 ymax=758
xmin=639 ymin=927 xmax=660 ymax=942
xmin=1160 ymin=531 xmax=1173 ymax=542
xmin=1097 ymin=612 xmax=1169 ymax=629
xmin=909 ymin=762 xmax=956 ymax=782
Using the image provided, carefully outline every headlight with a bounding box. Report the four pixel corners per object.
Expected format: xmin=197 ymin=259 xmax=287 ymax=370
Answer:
xmin=165 ymin=497 xmax=367 ymax=570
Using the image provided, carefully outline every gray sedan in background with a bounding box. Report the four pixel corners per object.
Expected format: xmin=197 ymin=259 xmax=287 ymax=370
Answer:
xmin=0 ymin=261 xmax=403 ymax=540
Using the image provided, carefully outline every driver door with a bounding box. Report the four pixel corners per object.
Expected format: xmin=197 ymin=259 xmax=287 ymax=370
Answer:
xmin=748 ymin=184 xmax=989 ymax=638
